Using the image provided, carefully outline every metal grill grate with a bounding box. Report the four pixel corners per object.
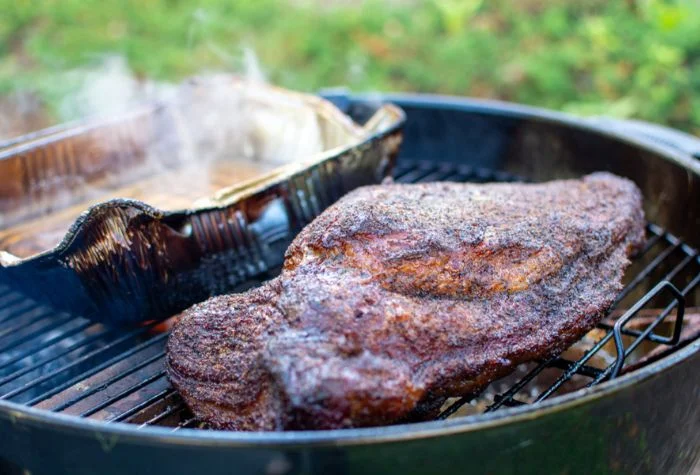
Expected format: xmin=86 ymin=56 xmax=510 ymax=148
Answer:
xmin=0 ymin=160 xmax=698 ymax=430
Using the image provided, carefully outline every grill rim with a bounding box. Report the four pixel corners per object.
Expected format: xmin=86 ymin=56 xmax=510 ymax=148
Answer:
xmin=1 ymin=93 xmax=698 ymax=448
xmin=357 ymin=92 xmax=700 ymax=176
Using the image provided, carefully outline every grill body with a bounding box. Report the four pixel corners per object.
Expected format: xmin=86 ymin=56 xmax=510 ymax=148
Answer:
xmin=1 ymin=93 xmax=699 ymax=475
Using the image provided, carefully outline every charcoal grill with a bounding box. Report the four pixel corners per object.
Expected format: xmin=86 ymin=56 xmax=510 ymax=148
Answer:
xmin=1 ymin=93 xmax=699 ymax=475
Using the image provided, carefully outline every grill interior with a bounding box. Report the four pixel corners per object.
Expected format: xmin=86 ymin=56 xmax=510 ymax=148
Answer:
xmin=0 ymin=159 xmax=698 ymax=431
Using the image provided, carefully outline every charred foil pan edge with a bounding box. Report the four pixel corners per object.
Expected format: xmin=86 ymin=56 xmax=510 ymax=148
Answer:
xmin=0 ymin=104 xmax=405 ymax=325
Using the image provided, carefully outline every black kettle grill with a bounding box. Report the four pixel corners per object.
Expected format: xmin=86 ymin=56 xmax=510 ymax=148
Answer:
xmin=0 ymin=92 xmax=698 ymax=475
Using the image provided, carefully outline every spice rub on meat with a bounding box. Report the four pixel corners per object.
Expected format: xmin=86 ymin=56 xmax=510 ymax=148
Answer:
xmin=166 ymin=172 xmax=646 ymax=431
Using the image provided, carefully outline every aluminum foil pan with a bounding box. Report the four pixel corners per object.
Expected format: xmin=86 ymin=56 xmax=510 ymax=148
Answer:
xmin=0 ymin=78 xmax=405 ymax=324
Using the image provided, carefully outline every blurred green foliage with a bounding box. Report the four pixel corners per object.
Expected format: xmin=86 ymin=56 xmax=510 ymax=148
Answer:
xmin=0 ymin=0 xmax=698 ymax=133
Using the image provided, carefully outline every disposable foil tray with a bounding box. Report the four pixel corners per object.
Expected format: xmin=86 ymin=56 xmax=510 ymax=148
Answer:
xmin=0 ymin=77 xmax=404 ymax=324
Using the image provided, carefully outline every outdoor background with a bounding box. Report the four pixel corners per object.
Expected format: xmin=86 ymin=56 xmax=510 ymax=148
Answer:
xmin=1 ymin=0 xmax=699 ymax=136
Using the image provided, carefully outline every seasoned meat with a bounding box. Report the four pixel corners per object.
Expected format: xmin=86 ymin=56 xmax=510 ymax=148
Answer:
xmin=167 ymin=172 xmax=645 ymax=431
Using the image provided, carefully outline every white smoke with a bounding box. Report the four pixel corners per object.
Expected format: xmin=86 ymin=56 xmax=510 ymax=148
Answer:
xmin=57 ymin=56 xmax=177 ymax=122
xmin=0 ymin=49 xmax=345 ymax=251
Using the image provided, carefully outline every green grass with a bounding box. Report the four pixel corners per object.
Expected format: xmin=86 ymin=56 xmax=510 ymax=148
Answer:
xmin=1 ymin=0 xmax=699 ymax=133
